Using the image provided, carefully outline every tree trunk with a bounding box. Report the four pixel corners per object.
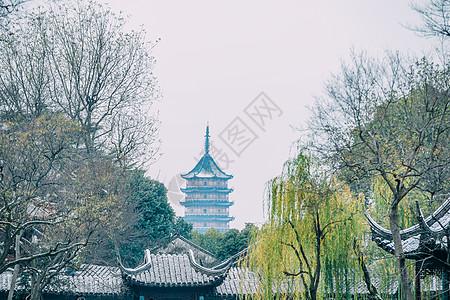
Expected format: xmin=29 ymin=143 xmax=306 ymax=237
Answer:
xmin=309 ymin=289 xmax=317 ymax=300
xmin=28 ymin=245 xmax=42 ymax=300
xmin=415 ymin=261 xmax=421 ymax=300
xmin=354 ymin=238 xmax=382 ymax=300
xmin=29 ymin=278 xmax=42 ymax=300
xmin=7 ymin=232 xmax=22 ymax=300
xmin=389 ymin=205 xmax=413 ymax=300
xmin=443 ymin=270 xmax=449 ymax=300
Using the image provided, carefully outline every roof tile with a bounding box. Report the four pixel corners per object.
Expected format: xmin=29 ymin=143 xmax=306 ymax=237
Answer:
xmin=124 ymin=253 xmax=223 ymax=288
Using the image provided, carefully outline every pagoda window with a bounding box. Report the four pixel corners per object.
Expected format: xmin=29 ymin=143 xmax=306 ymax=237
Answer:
xmin=204 ymin=181 xmax=207 ymax=186
xmin=203 ymin=223 xmax=207 ymax=227
xmin=203 ymin=209 xmax=207 ymax=214
xmin=204 ymin=194 xmax=207 ymax=199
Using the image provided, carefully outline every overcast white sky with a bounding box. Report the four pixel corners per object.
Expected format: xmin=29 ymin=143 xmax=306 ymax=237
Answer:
xmin=100 ymin=0 xmax=432 ymax=229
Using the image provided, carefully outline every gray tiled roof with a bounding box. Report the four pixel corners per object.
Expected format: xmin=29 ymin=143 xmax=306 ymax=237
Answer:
xmin=215 ymin=267 xmax=258 ymax=295
xmin=373 ymin=235 xmax=421 ymax=255
xmin=123 ymin=253 xmax=224 ymax=288
xmin=153 ymin=235 xmax=218 ymax=267
xmin=46 ymin=264 xmax=123 ymax=295
xmin=0 ymin=264 xmax=124 ymax=296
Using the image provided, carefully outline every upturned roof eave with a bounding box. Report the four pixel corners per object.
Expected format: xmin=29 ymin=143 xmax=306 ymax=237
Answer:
xmin=180 ymin=187 xmax=234 ymax=193
xmin=366 ymin=197 xmax=450 ymax=242
xmin=180 ymin=200 xmax=234 ymax=207
xmin=181 ymin=154 xmax=233 ymax=180
xmin=183 ymin=215 xmax=235 ymax=222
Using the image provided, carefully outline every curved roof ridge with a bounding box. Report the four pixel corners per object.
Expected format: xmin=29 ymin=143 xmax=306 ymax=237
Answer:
xmin=366 ymin=197 xmax=450 ymax=241
xmin=175 ymin=234 xmax=217 ymax=258
xmin=187 ymin=249 xmax=231 ymax=277
xmin=213 ymin=247 xmax=248 ymax=270
xmin=122 ymin=251 xmax=225 ymax=288
xmin=181 ymin=154 xmax=233 ymax=179
xmin=119 ymin=249 xmax=152 ymax=275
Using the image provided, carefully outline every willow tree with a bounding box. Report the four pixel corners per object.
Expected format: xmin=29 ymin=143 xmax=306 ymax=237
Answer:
xmin=308 ymin=52 xmax=449 ymax=299
xmin=246 ymin=152 xmax=372 ymax=300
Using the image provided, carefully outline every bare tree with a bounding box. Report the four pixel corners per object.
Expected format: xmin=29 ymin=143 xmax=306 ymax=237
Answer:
xmin=0 ymin=0 xmax=27 ymax=28
xmin=0 ymin=2 xmax=161 ymax=297
xmin=0 ymin=0 xmax=160 ymax=168
xmin=412 ymin=0 xmax=450 ymax=38
xmin=42 ymin=1 xmax=160 ymax=166
xmin=307 ymin=51 xmax=449 ymax=300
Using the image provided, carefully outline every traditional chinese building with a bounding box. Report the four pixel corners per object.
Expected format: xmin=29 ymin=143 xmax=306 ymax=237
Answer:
xmin=180 ymin=126 xmax=234 ymax=233
xmin=0 ymin=236 xmax=255 ymax=300
xmin=366 ymin=198 xmax=450 ymax=299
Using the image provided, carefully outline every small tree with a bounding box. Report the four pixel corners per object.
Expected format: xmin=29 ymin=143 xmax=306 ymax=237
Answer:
xmin=188 ymin=225 xmax=256 ymax=261
xmin=216 ymin=223 xmax=256 ymax=261
xmin=247 ymin=152 xmax=368 ymax=300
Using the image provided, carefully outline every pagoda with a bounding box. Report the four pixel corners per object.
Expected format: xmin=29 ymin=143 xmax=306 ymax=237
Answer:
xmin=180 ymin=126 xmax=234 ymax=233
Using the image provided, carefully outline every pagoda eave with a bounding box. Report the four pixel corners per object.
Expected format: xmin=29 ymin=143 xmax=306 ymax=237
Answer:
xmin=180 ymin=187 xmax=234 ymax=193
xmin=180 ymin=200 xmax=234 ymax=207
xmin=181 ymin=174 xmax=233 ymax=180
xmin=184 ymin=215 xmax=235 ymax=222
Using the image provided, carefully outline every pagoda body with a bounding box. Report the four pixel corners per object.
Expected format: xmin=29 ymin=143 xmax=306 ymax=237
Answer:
xmin=180 ymin=126 xmax=234 ymax=233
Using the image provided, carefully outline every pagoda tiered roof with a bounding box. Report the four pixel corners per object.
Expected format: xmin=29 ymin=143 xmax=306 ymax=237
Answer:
xmin=181 ymin=154 xmax=233 ymax=180
xmin=181 ymin=126 xmax=233 ymax=180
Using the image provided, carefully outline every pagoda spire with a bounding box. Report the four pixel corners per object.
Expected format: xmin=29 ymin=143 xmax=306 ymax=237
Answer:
xmin=205 ymin=124 xmax=210 ymax=154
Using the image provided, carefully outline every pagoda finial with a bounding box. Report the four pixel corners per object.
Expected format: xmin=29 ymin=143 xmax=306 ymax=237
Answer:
xmin=205 ymin=123 xmax=210 ymax=154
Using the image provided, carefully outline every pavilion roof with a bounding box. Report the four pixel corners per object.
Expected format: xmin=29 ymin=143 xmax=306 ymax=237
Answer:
xmin=366 ymin=197 xmax=450 ymax=266
xmin=122 ymin=253 xmax=225 ymax=288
